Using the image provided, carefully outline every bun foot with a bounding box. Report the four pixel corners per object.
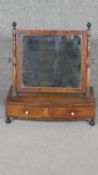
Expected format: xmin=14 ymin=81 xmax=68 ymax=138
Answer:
xmin=89 ymin=119 xmax=95 ymax=126
xmin=5 ymin=118 xmax=11 ymax=124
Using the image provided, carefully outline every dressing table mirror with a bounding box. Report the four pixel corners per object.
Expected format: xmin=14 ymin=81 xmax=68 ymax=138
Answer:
xmin=5 ymin=22 xmax=96 ymax=125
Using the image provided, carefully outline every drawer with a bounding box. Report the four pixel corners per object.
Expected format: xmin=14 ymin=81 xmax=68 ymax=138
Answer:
xmin=6 ymin=104 xmax=48 ymax=119
xmin=49 ymin=107 xmax=95 ymax=119
xmin=6 ymin=104 xmax=95 ymax=120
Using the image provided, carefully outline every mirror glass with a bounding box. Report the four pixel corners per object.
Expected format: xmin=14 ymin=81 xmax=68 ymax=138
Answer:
xmin=22 ymin=35 xmax=82 ymax=88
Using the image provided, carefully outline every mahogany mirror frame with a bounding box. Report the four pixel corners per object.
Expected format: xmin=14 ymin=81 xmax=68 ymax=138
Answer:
xmin=12 ymin=27 xmax=88 ymax=94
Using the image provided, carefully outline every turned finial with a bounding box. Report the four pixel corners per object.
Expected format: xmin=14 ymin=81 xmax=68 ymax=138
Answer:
xmin=87 ymin=22 xmax=91 ymax=30
xmin=12 ymin=21 xmax=17 ymax=29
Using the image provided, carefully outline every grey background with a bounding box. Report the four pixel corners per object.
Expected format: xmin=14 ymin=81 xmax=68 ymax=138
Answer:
xmin=0 ymin=0 xmax=98 ymax=175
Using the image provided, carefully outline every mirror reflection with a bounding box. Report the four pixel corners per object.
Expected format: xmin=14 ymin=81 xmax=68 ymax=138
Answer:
xmin=22 ymin=35 xmax=81 ymax=88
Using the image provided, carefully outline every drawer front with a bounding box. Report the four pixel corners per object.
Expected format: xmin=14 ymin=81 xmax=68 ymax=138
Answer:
xmin=6 ymin=104 xmax=95 ymax=120
xmin=7 ymin=104 xmax=48 ymax=119
xmin=49 ymin=107 xmax=95 ymax=119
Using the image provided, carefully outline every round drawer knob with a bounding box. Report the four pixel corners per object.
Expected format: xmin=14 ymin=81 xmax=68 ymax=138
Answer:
xmin=25 ymin=110 xmax=29 ymax=115
xmin=70 ymin=112 xmax=75 ymax=116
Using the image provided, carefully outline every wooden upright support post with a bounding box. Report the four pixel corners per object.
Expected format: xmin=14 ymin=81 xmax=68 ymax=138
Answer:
xmin=12 ymin=22 xmax=17 ymax=96
xmin=87 ymin=22 xmax=91 ymax=96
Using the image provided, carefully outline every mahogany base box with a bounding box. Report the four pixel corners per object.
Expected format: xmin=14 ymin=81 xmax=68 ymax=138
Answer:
xmin=5 ymin=86 xmax=96 ymax=125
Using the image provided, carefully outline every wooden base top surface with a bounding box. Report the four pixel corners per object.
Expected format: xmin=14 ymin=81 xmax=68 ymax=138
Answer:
xmin=6 ymin=87 xmax=95 ymax=107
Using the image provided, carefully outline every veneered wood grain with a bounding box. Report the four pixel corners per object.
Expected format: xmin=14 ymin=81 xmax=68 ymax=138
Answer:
xmin=6 ymin=105 xmax=48 ymax=119
xmin=5 ymin=87 xmax=96 ymax=121
xmin=49 ymin=107 xmax=95 ymax=119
